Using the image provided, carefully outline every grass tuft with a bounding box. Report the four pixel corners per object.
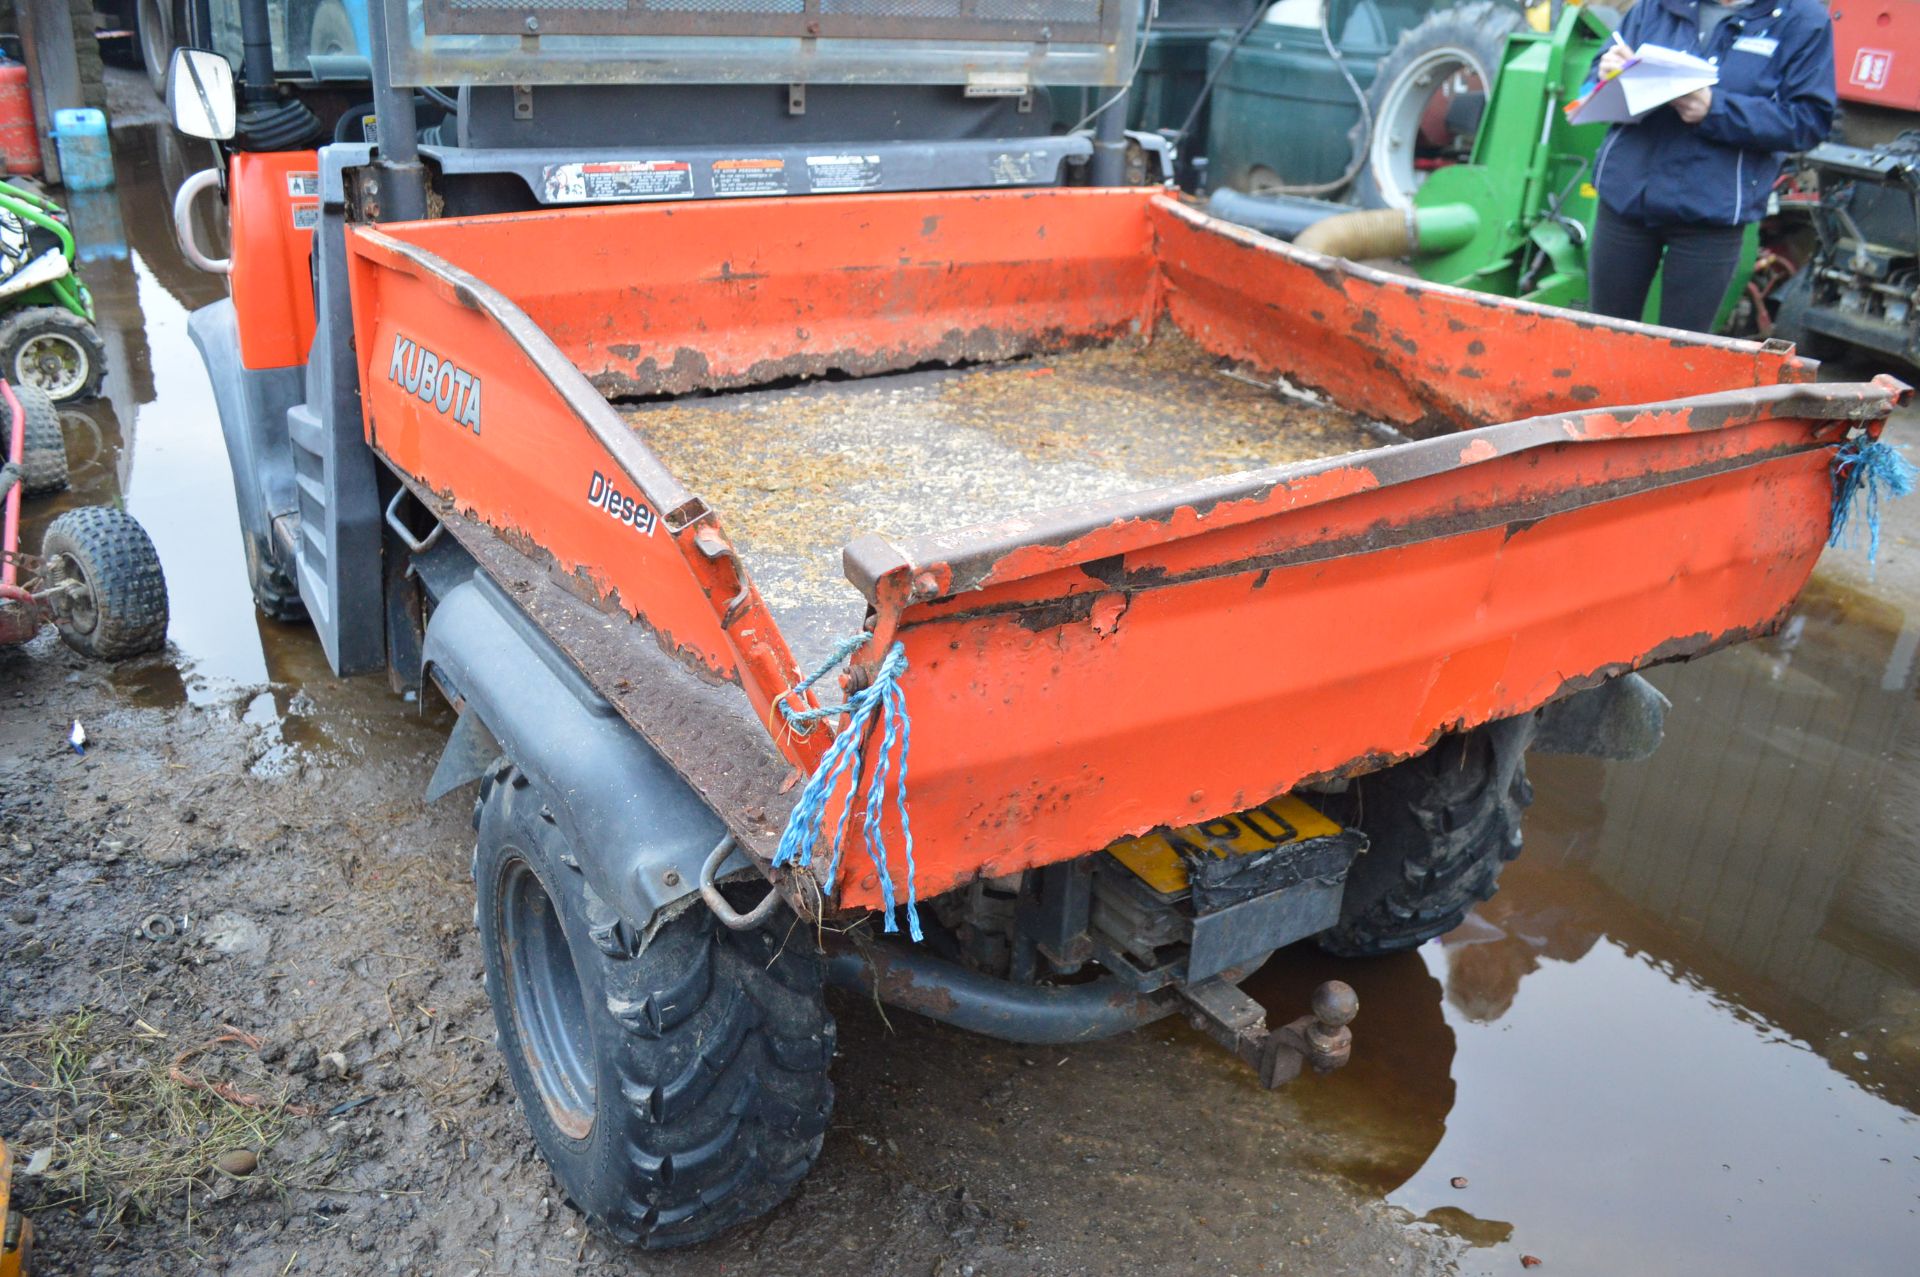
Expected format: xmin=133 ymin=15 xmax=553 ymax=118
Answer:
xmin=0 ymin=1010 xmax=298 ymax=1230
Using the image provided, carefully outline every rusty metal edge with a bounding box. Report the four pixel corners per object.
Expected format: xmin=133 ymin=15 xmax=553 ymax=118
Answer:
xmin=1154 ymin=194 xmax=1824 ymax=364
xmin=349 ymin=226 xmax=707 ymax=529
xmin=405 ymin=485 xmax=806 ymax=887
xmin=846 ymin=379 xmax=1908 ymax=602
xmin=894 ymin=441 xmax=1831 ymax=627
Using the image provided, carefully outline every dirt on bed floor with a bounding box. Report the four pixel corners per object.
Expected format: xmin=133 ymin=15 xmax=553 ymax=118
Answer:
xmin=623 ymin=330 xmax=1386 ymax=666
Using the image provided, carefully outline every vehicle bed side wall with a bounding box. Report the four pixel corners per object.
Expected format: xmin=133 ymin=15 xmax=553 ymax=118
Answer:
xmin=1147 ymin=199 xmax=1814 ymax=436
xmin=368 ymin=187 xmax=1162 ymax=398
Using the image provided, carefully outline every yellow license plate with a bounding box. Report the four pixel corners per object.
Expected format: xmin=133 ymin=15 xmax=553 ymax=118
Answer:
xmin=1105 ymin=794 xmax=1343 ymax=897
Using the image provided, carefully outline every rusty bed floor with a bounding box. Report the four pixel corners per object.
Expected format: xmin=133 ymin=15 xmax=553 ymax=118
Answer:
xmin=621 ymin=330 xmax=1386 ymax=668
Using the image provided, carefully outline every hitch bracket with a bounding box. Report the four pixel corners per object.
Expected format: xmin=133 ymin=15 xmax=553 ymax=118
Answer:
xmin=1178 ymin=977 xmax=1357 ymax=1089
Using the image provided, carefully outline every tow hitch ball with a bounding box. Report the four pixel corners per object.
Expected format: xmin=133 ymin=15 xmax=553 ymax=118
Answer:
xmin=1178 ymin=978 xmax=1358 ymax=1089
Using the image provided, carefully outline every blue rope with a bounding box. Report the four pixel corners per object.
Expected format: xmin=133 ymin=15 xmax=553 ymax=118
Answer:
xmin=1830 ymin=437 xmax=1917 ymax=565
xmin=772 ymin=639 xmax=922 ymax=941
xmin=778 ymin=632 xmax=870 ymax=732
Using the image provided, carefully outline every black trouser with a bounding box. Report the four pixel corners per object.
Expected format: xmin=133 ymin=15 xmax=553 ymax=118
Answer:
xmin=1587 ymin=203 xmax=1747 ymax=333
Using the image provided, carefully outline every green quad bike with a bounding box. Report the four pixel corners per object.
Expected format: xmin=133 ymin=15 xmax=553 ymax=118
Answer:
xmin=0 ymin=181 xmax=108 ymax=402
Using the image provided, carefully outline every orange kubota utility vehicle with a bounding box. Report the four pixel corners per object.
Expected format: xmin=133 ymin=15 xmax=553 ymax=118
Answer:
xmin=167 ymin=0 xmax=1908 ymax=1250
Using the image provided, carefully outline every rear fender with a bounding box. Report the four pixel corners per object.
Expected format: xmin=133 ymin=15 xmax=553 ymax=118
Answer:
xmin=421 ymin=567 xmax=753 ymax=934
xmin=186 ymin=300 xmax=303 ymax=595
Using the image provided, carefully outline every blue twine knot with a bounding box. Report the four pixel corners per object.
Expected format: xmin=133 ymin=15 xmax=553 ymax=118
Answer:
xmin=1830 ymin=436 xmax=1917 ymax=565
xmin=772 ymin=639 xmax=922 ymax=941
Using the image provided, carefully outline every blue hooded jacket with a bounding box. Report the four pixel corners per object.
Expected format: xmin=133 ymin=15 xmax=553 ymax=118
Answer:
xmin=1591 ymin=0 xmax=1835 ymax=227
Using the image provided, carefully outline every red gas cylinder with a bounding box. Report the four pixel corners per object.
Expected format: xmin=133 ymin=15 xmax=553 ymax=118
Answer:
xmin=0 ymin=61 xmax=41 ymax=176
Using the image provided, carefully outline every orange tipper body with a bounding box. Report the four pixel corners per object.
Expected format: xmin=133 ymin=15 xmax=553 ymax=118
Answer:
xmin=342 ymin=186 xmax=1909 ymax=913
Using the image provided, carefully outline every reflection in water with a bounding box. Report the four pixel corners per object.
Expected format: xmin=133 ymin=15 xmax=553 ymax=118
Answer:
xmin=1259 ymin=576 xmax=1920 ymax=1274
xmin=15 ymin=125 xmax=446 ymax=762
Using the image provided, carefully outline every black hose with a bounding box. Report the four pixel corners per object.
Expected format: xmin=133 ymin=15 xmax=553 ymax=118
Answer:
xmin=1168 ymin=2 xmax=1271 ymax=150
xmin=1205 ymin=186 xmax=1351 ymax=239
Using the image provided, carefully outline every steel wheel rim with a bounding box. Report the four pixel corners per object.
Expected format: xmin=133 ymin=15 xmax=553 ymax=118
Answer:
xmin=52 ymin=551 xmax=99 ymax=636
xmin=1368 ymin=46 xmax=1491 ymax=210
xmin=498 ymin=856 xmax=598 ymax=1140
xmin=16 ymin=332 xmax=88 ymax=399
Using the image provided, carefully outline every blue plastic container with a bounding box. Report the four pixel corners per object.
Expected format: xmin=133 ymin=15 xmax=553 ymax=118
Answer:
xmin=51 ymin=108 xmax=113 ymax=191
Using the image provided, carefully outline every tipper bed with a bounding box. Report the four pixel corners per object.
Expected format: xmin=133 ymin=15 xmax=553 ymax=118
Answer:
xmin=346 ymin=184 xmax=1905 ymax=910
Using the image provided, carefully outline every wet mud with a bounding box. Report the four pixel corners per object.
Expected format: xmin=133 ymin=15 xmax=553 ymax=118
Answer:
xmin=4 ymin=108 xmax=1920 ymax=1276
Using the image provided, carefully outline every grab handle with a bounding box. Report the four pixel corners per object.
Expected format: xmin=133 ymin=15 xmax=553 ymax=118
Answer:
xmin=172 ymin=169 xmax=230 ymax=274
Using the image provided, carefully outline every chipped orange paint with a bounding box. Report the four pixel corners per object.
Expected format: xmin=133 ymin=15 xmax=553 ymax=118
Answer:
xmin=336 ymin=186 xmax=1906 ymax=913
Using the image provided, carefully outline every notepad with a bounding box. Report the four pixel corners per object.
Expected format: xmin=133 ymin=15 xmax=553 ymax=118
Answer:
xmin=1566 ymin=44 xmax=1719 ymax=125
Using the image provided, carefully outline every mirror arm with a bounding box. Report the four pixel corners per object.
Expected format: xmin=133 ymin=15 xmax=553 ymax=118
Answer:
xmin=237 ymin=0 xmax=277 ymax=103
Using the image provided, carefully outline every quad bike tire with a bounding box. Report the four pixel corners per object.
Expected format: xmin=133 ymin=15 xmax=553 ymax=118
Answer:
xmin=11 ymin=383 xmax=68 ymax=495
xmin=0 ymin=308 xmax=108 ymax=404
xmin=1317 ymin=719 xmax=1535 ymax=957
xmin=473 ymin=765 xmax=834 ymax=1249
xmin=1353 ymin=1 xmax=1528 ymax=211
xmin=40 ymin=506 xmax=169 ymax=660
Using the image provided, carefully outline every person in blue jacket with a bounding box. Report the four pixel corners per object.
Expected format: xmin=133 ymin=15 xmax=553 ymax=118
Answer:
xmin=1586 ymin=0 xmax=1834 ymax=332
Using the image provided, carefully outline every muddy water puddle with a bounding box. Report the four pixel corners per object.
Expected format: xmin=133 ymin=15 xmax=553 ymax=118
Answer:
xmin=17 ymin=127 xmax=437 ymax=768
xmin=1251 ymin=574 xmax=1920 ymax=1274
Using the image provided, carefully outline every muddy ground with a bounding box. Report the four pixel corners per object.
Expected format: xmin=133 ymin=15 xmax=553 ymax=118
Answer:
xmin=0 ymin=640 xmax=1448 ymax=1277
xmin=5 ymin=102 xmax=1920 ymax=1277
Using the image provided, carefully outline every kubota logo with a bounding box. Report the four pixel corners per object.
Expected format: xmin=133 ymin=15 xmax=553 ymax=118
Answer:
xmin=389 ymin=334 xmax=482 ymax=433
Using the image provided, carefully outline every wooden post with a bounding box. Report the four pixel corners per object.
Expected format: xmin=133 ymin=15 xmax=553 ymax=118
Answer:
xmin=16 ymin=0 xmax=84 ymax=184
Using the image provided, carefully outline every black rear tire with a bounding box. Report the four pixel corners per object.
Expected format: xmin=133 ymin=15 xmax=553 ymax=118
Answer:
xmin=12 ymin=383 xmax=68 ymax=495
xmin=41 ymin=506 xmax=170 ymax=660
xmin=1317 ymin=719 xmax=1535 ymax=957
xmin=474 ymin=766 xmax=834 ymax=1249
xmin=1353 ymin=1 xmax=1527 ymax=211
xmin=138 ymin=0 xmax=181 ymax=98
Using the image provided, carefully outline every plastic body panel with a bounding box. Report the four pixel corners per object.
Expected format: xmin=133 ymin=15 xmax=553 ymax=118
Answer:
xmin=287 ymin=144 xmax=385 ymax=676
xmin=187 ymin=300 xmax=307 ymax=608
xmin=229 ymin=150 xmax=321 ymax=371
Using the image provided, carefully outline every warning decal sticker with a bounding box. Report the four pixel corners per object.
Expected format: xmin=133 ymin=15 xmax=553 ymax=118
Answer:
xmin=542 ymin=160 xmax=695 ymax=204
xmin=805 ymin=154 xmax=882 ymax=193
xmin=1851 ymin=47 xmax=1894 ymax=92
xmin=712 ymin=157 xmax=789 ymax=197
